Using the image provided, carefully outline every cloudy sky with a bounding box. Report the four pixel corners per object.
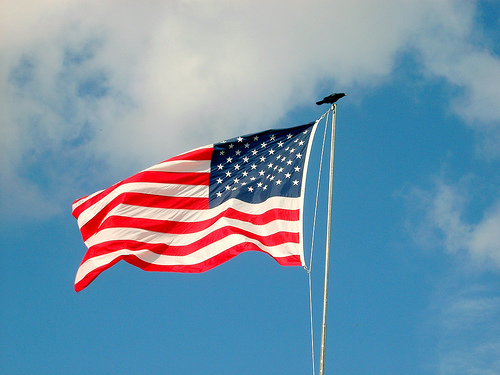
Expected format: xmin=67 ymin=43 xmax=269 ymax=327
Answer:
xmin=1 ymin=0 xmax=499 ymax=373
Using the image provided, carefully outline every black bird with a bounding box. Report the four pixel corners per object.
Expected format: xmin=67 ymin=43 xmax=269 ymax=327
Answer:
xmin=316 ymin=93 xmax=346 ymax=105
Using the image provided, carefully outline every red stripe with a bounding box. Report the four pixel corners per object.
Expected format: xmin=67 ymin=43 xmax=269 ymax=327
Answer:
xmin=121 ymin=170 xmax=209 ymax=185
xmin=81 ymin=226 xmax=299 ymax=263
xmin=81 ymin=207 xmax=299 ymax=241
xmin=79 ymin=194 xmax=209 ymax=240
xmin=165 ymin=146 xmax=213 ymax=162
xmin=75 ymin=244 xmax=301 ymax=292
xmin=75 ymin=256 xmax=124 ymax=292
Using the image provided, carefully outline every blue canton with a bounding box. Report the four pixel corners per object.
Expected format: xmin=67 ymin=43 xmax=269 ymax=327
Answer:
xmin=209 ymin=122 xmax=315 ymax=208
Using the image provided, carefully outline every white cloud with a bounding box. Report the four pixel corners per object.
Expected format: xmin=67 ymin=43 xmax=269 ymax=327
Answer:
xmin=1 ymin=0 xmax=500 ymax=220
xmin=405 ymin=177 xmax=500 ymax=269
xmin=428 ymin=283 xmax=500 ymax=375
xmin=469 ymin=202 xmax=500 ymax=267
xmin=411 ymin=1 xmax=500 ymax=159
xmin=406 ymin=176 xmax=500 ymax=371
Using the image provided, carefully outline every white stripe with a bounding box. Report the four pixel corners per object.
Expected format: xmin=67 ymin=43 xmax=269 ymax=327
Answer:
xmin=77 ymin=182 xmax=209 ymax=228
xmin=144 ymin=158 xmax=211 ymax=173
xmin=75 ymin=234 xmax=300 ymax=285
xmin=72 ymin=189 xmax=104 ymax=211
xmin=84 ymin=214 xmax=299 ymax=248
xmin=297 ymin=121 xmax=318 ymax=267
xmin=88 ymin=196 xmax=301 ymax=228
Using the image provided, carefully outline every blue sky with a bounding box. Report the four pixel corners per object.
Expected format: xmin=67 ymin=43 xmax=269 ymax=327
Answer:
xmin=1 ymin=1 xmax=499 ymax=374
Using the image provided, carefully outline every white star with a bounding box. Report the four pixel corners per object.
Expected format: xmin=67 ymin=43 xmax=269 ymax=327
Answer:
xmin=287 ymin=160 xmax=293 ymax=165
xmin=237 ymin=137 xmax=243 ymax=142
xmin=225 ymin=185 xmax=231 ymax=190
xmin=260 ymin=156 xmax=266 ymax=162
xmin=244 ymin=143 xmax=250 ymax=148
xmin=252 ymin=150 xmax=258 ymax=156
xmin=226 ymin=157 xmax=233 ymax=163
xmin=251 ymin=164 xmax=257 ymax=170
xmin=228 ymin=144 xmax=234 ymax=149
xmin=217 ymin=164 xmax=224 ymax=170
xmin=253 ymin=135 xmax=259 ymax=141
xmin=278 ymin=167 xmax=283 ymax=173
xmin=233 ymin=178 xmax=240 ymax=184
xmin=225 ymin=171 xmax=231 ymax=177
xmin=296 ymin=153 xmax=302 ymax=159
xmin=248 ymin=186 xmax=254 ymax=192
xmin=257 ymin=182 xmax=263 ymax=187
xmin=293 ymin=180 xmax=299 ymax=185
xmin=289 ymin=148 xmax=295 ymax=153
xmin=294 ymin=166 xmax=300 ymax=172
xmin=243 ymin=156 xmax=249 ymax=163
xmin=216 ymin=178 xmax=223 ymax=184
xmin=267 ymin=163 xmax=273 ymax=169
xmin=261 ymin=142 xmax=267 ymax=148
xmin=242 ymin=171 xmax=248 ymax=177
xmin=270 ymin=135 xmax=276 ymax=141
xmin=269 ymin=149 xmax=275 ymax=155
xmin=299 ymin=140 xmax=304 ymax=146
xmin=219 ymin=150 xmax=225 ymax=155
xmin=235 ymin=150 xmax=241 ymax=156
xmin=269 ymin=175 xmax=275 ymax=181
xmin=234 ymin=164 xmax=240 ymax=170
xmin=276 ymin=179 xmax=282 ymax=185
xmin=259 ymin=170 xmax=265 ymax=176
xmin=216 ymin=191 xmax=222 ymax=197
xmin=263 ymin=185 xmax=268 ymax=190
xmin=250 ymin=177 xmax=256 ymax=181
xmin=287 ymin=133 xmax=292 ymax=139
xmin=278 ymin=141 xmax=284 ymax=147
xmin=285 ymin=173 xmax=291 ymax=178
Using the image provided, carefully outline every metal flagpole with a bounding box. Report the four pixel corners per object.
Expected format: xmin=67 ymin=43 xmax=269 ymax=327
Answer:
xmin=319 ymin=103 xmax=336 ymax=375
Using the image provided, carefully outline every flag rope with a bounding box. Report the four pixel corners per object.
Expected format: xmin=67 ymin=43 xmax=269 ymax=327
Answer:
xmin=305 ymin=107 xmax=332 ymax=375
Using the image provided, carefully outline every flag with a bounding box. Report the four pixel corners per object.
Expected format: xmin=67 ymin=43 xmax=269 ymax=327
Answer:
xmin=72 ymin=121 xmax=318 ymax=291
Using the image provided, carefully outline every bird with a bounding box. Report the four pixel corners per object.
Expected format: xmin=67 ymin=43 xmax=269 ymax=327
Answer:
xmin=316 ymin=93 xmax=346 ymax=105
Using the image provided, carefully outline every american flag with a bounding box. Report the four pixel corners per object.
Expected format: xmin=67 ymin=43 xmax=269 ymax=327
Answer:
xmin=72 ymin=121 xmax=317 ymax=291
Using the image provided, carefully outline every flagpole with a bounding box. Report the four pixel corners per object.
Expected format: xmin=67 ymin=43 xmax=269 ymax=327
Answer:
xmin=319 ymin=103 xmax=336 ymax=375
